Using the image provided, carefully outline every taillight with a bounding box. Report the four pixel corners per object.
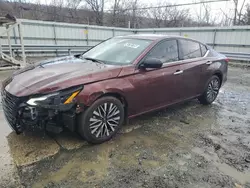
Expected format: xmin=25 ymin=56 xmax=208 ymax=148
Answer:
xmin=225 ymin=58 xmax=229 ymax=63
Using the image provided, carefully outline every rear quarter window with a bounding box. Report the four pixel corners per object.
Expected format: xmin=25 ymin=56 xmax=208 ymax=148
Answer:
xmin=200 ymin=44 xmax=208 ymax=56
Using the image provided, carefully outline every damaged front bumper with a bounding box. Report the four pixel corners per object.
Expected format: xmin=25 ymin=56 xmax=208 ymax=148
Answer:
xmin=18 ymin=103 xmax=77 ymax=134
xmin=1 ymin=89 xmax=82 ymax=134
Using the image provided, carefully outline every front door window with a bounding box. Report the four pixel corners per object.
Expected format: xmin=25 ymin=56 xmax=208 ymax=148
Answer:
xmin=146 ymin=40 xmax=179 ymax=63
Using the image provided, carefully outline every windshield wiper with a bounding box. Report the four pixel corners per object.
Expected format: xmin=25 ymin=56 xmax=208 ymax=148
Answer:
xmin=84 ymin=57 xmax=105 ymax=64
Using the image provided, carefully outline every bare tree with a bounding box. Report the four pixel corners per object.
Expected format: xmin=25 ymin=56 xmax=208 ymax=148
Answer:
xmin=130 ymin=0 xmax=138 ymax=28
xmin=66 ymin=0 xmax=83 ymax=23
xmin=147 ymin=1 xmax=164 ymax=28
xmin=0 ymin=0 xmax=14 ymax=16
xmin=203 ymin=3 xmax=214 ymax=25
xmin=123 ymin=0 xmax=147 ymax=28
xmin=237 ymin=0 xmax=247 ymax=25
xmin=233 ymin=0 xmax=247 ymax=25
xmin=243 ymin=4 xmax=250 ymax=25
xmin=166 ymin=7 xmax=189 ymax=27
xmin=109 ymin=0 xmax=129 ymax=27
xmin=195 ymin=2 xmax=216 ymax=26
xmin=107 ymin=0 xmax=147 ymax=28
xmin=147 ymin=1 xmax=190 ymax=28
xmin=30 ymin=0 xmax=44 ymax=20
xmin=2 ymin=0 xmax=28 ymax=18
xmin=47 ymin=0 xmax=65 ymax=21
xmin=85 ymin=0 xmax=105 ymax=25
xmin=219 ymin=8 xmax=233 ymax=26
xmin=233 ymin=0 xmax=238 ymax=25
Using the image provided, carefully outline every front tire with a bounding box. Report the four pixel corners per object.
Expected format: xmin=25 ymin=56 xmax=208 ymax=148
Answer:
xmin=198 ymin=75 xmax=221 ymax=105
xmin=78 ymin=96 xmax=124 ymax=144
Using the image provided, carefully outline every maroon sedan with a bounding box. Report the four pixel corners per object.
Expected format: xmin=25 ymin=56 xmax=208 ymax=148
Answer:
xmin=1 ymin=34 xmax=228 ymax=144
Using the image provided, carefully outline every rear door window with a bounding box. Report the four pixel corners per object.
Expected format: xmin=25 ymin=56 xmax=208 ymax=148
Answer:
xmin=179 ymin=39 xmax=202 ymax=60
xmin=147 ymin=40 xmax=179 ymax=63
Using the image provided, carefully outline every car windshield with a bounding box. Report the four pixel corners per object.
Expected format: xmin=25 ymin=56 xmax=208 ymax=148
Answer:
xmin=82 ymin=38 xmax=153 ymax=65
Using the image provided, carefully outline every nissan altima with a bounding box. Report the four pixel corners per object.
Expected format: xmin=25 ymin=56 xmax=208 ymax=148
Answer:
xmin=1 ymin=34 xmax=228 ymax=144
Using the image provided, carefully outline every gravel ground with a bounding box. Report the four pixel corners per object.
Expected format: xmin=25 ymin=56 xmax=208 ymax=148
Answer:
xmin=0 ymin=65 xmax=250 ymax=188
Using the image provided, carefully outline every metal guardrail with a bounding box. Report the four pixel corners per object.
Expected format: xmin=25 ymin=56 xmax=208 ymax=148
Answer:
xmin=1 ymin=44 xmax=91 ymax=56
xmin=1 ymin=44 xmax=250 ymax=62
xmin=221 ymin=52 xmax=250 ymax=62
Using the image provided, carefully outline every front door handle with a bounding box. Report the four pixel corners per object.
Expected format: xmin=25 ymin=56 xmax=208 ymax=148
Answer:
xmin=174 ymin=70 xmax=183 ymax=75
xmin=206 ymin=61 xmax=213 ymax=65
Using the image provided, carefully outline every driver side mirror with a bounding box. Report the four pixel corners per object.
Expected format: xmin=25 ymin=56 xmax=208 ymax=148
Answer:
xmin=139 ymin=58 xmax=163 ymax=69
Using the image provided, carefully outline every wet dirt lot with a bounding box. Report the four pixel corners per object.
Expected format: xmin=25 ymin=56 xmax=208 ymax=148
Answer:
xmin=0 ymin=65 xmax=250 ymax=188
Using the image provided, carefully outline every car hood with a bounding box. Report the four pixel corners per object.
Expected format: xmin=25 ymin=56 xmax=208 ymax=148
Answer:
xmin=5 ymin=56 xmax=122 ymax=97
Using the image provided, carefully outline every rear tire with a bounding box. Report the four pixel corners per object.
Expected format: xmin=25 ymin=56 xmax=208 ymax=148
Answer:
xmin=198 ymin=75 xmax=221 ymax=105
xmin=78 ymin=96 xmax=124 ymax=144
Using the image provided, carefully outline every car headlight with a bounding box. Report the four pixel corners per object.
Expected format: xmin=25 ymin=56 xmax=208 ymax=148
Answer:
xmin=26 ymin=86 xmax=83 ymax=106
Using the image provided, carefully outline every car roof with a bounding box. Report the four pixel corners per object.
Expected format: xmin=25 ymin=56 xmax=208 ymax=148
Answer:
xmin=116 ymin=34 xmax=186 ymax=41
xmin=116 ymin=34 xmax=205 ymax=44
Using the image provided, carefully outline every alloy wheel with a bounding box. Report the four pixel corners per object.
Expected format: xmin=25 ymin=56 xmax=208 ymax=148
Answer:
xmin=89 ymin=102 xmax=121 ymax=138
xmin=206 ymin=78 xmax=220 ymax=102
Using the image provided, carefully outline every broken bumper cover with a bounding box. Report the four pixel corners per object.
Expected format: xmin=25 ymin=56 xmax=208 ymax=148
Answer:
xmin=18 ymin=103 xmax=76 ymax=134
xmin=1 ymin=88 xmax=82 ymax=134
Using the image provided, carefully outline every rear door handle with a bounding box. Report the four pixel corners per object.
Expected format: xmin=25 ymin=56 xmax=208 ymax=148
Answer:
xmin=206 ymin=61 xmax=213 ymax=65
xmin=174 ymin=70 xmax=183 ymax=75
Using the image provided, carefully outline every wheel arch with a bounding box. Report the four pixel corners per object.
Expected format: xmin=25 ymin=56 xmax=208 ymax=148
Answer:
xmin=213 ymin=71 xmax=223 ymax=86
xmin=97 ymin=92 xmax=128 ymax=107
xmin=201 ymin=71 xmax=223 ymax=94
xmin=88 ymin=91 xmax=128 ymax=119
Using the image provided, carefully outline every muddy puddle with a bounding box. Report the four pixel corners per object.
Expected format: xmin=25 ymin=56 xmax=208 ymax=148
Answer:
xmin=193 ymin=147 xmax=250 ymax=185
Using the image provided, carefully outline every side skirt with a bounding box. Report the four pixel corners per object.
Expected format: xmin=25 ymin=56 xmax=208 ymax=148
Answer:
xmin=128 ymin=95 xmax=201 ymax=119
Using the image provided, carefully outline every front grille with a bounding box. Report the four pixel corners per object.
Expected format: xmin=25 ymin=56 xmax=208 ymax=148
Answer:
xmin=1 ymin=90 xmax=21 ymax=131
